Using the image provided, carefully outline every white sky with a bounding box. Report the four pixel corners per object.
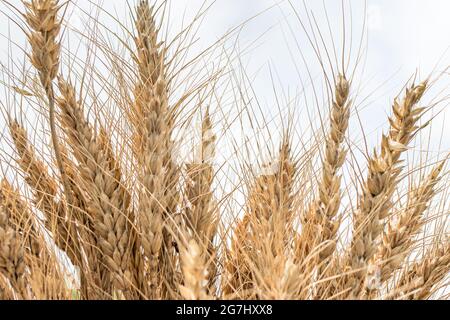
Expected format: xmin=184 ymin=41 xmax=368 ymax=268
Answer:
xmin=2 ymin=0 xmax=449 ymax=143
xmin=1 ymin=0 xmax=449 ymax=173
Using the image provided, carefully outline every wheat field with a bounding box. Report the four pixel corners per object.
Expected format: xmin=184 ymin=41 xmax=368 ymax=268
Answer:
xmin=0 ymin=0 xmax=448 ymax=300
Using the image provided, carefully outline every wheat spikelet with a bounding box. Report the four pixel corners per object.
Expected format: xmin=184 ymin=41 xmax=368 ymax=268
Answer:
xmin=347 ymin=81 xmax=427 ymax=297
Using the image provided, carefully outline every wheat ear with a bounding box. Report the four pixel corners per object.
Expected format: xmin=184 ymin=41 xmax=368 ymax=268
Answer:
xmin=24 ymin=0 xmax=73 ymax=212
xmin=184 ymin=110 xmax=218 ymax=293
xmin=179 ymin=238 xmax=211 ymax=300
xmin=225 ymin=139 xmax=297 ymax=299
xmin=364 ymin=160 xmax=445 ymax=297
xmin=8 ymin=121 xmax=82 ymax=267
xmin=297 ymin=74 xmax=350 ymax=264
xmin=0 ymin=181 xmax=42 ymax=265
xmin=0 ymin=191 xmax=29 ymax=299
xmin=391 ymin=241 xmax=450 ymax=300
xmin=0 ymin=180 xmax=69 ymax=299
xmin=133 ymin=0 xmax=180 ymax=299
xmin=222 ymin=215 xmax=254 ymax=299
xmin=56 ymin=78 xmax=135 ymax=296
xmin=347 ymin=81 xmax=427 ymax=297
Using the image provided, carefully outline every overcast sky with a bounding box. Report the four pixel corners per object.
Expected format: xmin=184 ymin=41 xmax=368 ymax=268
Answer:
xmin=1 ymin=0 xmax=449 ymax=162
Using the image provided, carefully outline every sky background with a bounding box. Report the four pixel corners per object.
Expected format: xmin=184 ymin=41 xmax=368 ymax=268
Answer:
xmin=1 ymin=0 xmax=449 ymax=185
xmin=1 ymin=0 xmax=449 ymax=147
